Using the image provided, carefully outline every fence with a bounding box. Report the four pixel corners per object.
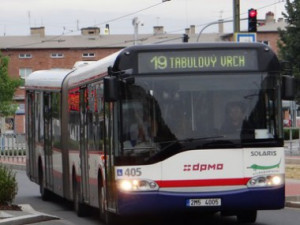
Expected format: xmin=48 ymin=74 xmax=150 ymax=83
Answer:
xmin=0 ymin=130 xmax=299 ymax=166
xmin=0 ymin=133 xmax=26 ymax=165
xmin=284 ymin=127 xmax=300 ymax=156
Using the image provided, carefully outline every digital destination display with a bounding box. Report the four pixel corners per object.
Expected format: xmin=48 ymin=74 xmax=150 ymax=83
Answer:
xmin=138 ymin=50 xmax=258 ymax=74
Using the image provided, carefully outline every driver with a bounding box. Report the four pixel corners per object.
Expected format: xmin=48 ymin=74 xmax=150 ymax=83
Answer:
xmin=221 ymin=101 xmax=246 ymax=134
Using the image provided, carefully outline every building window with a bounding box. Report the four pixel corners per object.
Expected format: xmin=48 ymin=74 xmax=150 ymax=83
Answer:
xmin=19 ymin=68 xmax=33 ymax=79
xmin=82 ymin=53 xmax=95 ymax=58
xmin=19 ymin=53 xmax=32 ymax=59
xmin=259 ymin=40 xmax=269 ymax=46
xmin=50 ymin=53 xmax=64 ymax=58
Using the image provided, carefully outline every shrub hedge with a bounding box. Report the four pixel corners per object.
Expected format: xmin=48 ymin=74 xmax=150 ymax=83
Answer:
xmin=0 ymin=165 xmax=18 ymax=205
xmin=284 ymin=128 xmax=300 ymax=140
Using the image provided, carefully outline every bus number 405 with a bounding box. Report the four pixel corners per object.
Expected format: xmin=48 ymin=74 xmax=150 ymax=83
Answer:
xmin=124 ymin=168 xmax=142 ymax=177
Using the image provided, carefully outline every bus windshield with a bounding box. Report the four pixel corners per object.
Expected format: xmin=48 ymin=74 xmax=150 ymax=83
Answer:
xmin=119 ymin=73 xmax=282 ymax=164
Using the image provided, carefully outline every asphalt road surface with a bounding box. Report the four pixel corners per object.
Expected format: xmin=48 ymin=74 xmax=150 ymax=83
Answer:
xmin=14 ymin=170 xmax=300 ymax=225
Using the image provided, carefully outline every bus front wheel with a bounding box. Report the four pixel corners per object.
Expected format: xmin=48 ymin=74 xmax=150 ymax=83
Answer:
xmin=98 ymin=184 xmax=118 ymax=225
xmin=236 ymin=210 xmax=257 ymax=223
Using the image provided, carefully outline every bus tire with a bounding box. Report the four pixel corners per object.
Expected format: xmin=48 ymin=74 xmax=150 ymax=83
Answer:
xmin=105 ymin=212 xmax=119 ymax=225
xmin=73 ymin=177 xmax=87 ymax=217
xmin=38 ymin=163 xmax=51 ymax=201
xmin=98 ymin=184 xmax=120 ymax=225
xmin=98 ymin=185 xmax=116 ymax=224
xmin=98 ymin=184 xmax=105 ymax=220
xmin=236 ymin=210 xmax=257 ymax=223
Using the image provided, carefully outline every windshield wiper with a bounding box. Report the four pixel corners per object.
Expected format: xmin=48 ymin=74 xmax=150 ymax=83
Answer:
xmin=203 ymin=140 xmax=240 ymax=148
xmin=158 ymin=135 xmax=225 ymax=152
xmin=146 ymin=136 xmax=224 ymax=163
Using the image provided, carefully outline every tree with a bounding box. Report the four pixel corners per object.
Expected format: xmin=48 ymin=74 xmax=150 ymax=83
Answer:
xmin=0 ymin=52 xmax=22 ymax=116
xmin=278 ymin=0 xmax=300 ymax=78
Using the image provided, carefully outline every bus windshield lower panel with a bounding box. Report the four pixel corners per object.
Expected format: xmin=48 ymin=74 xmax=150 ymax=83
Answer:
xmin=116 ymin=73 xmax=282 ymax=165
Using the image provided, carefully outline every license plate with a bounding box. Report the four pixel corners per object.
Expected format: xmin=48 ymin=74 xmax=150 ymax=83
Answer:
xmin=186 ymin=198 xmax=221 ymax=207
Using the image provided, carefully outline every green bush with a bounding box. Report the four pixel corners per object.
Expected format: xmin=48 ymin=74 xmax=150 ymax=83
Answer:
xmin=0 ymin=165 xmax=18 ymax=205
xmin=284 ymin=128 xmax=300 ymax=140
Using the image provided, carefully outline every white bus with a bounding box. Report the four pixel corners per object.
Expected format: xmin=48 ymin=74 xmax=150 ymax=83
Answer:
xmin=25 ymin=43 xmax=294 ymax=224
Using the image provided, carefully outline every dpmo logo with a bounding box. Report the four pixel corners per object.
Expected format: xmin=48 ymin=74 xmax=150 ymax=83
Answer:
xmin=183 ymin=163 xmax=224 ymax=172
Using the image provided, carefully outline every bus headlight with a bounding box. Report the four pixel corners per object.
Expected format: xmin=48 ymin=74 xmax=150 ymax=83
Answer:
xmin=117 ymin=179 xmax=159 ymax=192
xmin=247 ymin=174 xmax=284 ymax=187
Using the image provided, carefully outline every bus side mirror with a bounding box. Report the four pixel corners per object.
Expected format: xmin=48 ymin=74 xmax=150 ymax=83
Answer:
xmin=282 ymin=75 xmax=295 ymax=100
xmin=104 ymin=76 xmax=119 ymax=102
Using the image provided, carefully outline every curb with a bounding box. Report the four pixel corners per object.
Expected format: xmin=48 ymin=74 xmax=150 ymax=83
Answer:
xmin=0 ymin=205 xmax=59 ymax=225
xmin=285 ymin=157 xmax=300 ymax=165
xmin=285 ymin=201 xmax=300 ymax=208
xmin=0 ymin=214 xmax=58 ymax=225
xmin=285 ymin=196 xmax=300 ymax=209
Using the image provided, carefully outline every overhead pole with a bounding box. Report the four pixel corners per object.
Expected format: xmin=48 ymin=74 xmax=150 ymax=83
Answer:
xmin=233 ymin=0 xmax=240 ymax=33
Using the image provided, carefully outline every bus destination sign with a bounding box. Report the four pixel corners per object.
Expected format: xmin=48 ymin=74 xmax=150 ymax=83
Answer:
xmin=138 ymin=50 xmax=258 ymax=74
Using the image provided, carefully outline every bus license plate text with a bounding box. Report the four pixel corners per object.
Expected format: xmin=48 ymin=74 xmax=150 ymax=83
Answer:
xmin=186 ymin=198 xmax=221 ymax=207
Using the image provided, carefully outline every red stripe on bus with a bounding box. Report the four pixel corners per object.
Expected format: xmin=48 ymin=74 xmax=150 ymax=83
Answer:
xmin=156 ymin=178 xmax=250 ymax=188
xmin=53 ymin=169 xmax=63 ymax=179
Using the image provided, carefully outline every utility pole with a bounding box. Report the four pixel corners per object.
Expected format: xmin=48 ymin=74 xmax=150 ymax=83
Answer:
xmin=233 ymin=0 xmax=240 ymax=33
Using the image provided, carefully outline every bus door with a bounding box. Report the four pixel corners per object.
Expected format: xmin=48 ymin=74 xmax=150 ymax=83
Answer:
xmin=26 ymin=91 xmax=36 ymax=179
xmin=104 ymin=102 xmax=117 ymax=212
xmin=43 ymin=93 xmax=53 ymax=189
xmin=79 ymin=87 xmax=89 ymax=202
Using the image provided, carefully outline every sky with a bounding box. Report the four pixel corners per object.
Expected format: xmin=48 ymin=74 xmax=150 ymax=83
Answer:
xmin=0 ymin=0 xmax=287 ymax=36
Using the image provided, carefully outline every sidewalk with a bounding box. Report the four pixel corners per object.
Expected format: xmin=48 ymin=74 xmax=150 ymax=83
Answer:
xmin=285 ymin=156 xmax=300 ymax=208
xmin=285 ymin=179 xmax=300 ymax=208
xmin=0 ymin=204 xmax=58 ymax=225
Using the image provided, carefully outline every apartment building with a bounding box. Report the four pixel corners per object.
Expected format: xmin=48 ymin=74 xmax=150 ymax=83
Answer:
xmin=0 ymin=12 xmax=287 ymax=133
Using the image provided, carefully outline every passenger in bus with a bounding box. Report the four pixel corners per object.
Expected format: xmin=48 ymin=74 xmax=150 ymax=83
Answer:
xmin=129 ymin=109 xmax=152 ymax=147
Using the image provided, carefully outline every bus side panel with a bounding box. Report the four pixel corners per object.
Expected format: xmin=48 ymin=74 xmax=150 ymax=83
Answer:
xmin=52 ymin=149 xmax=64 ymax=197
xmin=26 ymin=91 xmax=38 ymax=183
xmin=88 ymin=152 xmax=104 ymax=208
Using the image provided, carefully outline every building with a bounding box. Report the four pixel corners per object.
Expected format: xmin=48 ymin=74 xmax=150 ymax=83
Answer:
xmin=0 ymin=26 xmax=221 ymax=134
xmin=0 ymin=12 xmax=290 ymax=133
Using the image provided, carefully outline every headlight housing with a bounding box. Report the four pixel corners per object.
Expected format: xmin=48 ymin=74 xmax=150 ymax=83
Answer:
xmin=247 ymin=174 xmax=284 ymax=187
xmin=117 ymin=179 xmax=159 ymax=192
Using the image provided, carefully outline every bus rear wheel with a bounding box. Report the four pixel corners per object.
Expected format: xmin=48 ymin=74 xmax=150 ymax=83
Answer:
xmin=73 ymin=177 xmax=87 ymax=217
xmin=236 ymin=210 xmax=257 ymax=223
xmin=98 ymin=185 xmax=105 ymax=220
xmin=38 ymin=165 xmax=51 ymax=201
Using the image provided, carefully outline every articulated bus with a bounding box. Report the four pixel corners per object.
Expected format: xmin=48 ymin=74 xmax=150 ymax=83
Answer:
xmin=25 ymin=43 xmax=294 ymax=224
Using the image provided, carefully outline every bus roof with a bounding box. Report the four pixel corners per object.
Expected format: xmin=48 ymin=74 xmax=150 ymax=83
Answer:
xmin=25 ymin=51 xmax=121 ymax=91
xmin=66 ymin=51 xmax=120 ymax=88
xmin=118 ymin=42 xmax=270 ymax=52
xmin=115 ymin=42 xmax=280 ymax=73
xmin=25 ymin=69 xmax=72 ymax=91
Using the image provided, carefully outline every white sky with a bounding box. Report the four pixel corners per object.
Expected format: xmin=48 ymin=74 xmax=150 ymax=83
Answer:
xmin=0 ymin=0 xmax=286 ymax=36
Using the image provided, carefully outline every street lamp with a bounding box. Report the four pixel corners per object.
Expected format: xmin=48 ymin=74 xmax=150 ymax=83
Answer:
xmin=133 ymin=17 xmax=143 ymax=45
xmin=132 ymin=0 xmax=171 ymax=45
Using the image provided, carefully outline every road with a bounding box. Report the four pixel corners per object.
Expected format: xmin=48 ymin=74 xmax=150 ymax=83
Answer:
xmin=14 ymin=170 xmax=300 ymax=225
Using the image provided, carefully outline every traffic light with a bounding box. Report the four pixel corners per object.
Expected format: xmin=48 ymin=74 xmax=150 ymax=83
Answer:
xmin=183 ymin=34 xmax=189 ymax=43
xmin=248 ymin=8 xmax=257 ymax=32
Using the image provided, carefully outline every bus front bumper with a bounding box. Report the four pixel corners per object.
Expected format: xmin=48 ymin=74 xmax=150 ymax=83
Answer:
xmin=116 ymin=186 xmax=285 ymax=216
